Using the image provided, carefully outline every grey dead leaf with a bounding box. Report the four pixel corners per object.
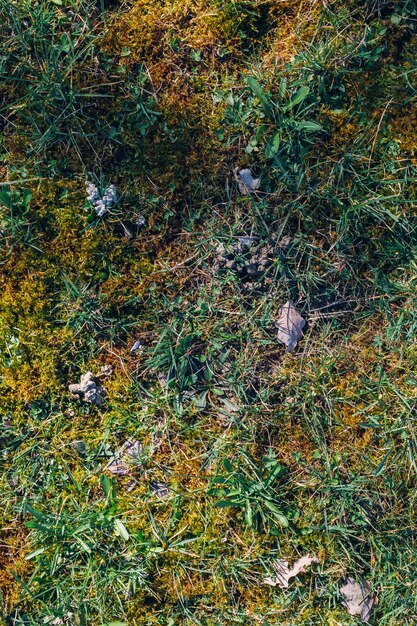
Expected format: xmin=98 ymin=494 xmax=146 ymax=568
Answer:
xmin=340 ymin=577 xmax=373 ymax=623
xmin=98 ymin=364 xmax=113 ymax=378
xmin=105 ymin=439 xmax=142 ymax=476
xmin=130 ymin=340 xmax=143 ymax=353
xmin=123 ymin=438 xmax=142 ymax=458
xmin=150 ymin=481 xmax=169 ymax=499
xmin=106 ymin=458 xmax=130 ymax=475
xmin=263 ymin=554 xmax=319 ymax=589
xmin=276 ymin=301 xmax=306 ymax=352
xmin=125 ymin=478 xmax=139 ymax=493
xmin=233 ymin=167 xmax=260 ymax=195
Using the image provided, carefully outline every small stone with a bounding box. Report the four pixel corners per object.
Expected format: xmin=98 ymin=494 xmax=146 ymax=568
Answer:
xmin=237 ymin=236 xmax=257 ymax=247
xmin=73 ymin=440 xmax=87 ymax=455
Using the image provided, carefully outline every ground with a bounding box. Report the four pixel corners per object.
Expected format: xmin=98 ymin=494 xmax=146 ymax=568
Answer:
xmin=1 ymin=0 xmax=417 ymax=624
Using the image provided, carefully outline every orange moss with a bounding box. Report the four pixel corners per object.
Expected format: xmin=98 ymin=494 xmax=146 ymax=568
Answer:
xmin=0 ymin=526 xmax=32 ymax=613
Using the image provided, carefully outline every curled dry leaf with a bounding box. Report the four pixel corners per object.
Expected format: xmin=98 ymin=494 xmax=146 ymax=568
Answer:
xmin=233 ymin=167 xmax=260 ymax=195
xmin=340 ymin=577 xmax=373 ymax=623
xmin=276 ymin=301 xmax=306 ymax=352
xmin=264 ymin=554 xmax=319 ymax=588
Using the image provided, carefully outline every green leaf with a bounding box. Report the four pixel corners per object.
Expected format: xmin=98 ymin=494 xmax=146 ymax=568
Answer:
xmin=246 ymin=76 xmax=274 ymax=119
xmin=24 ymin=504 xmax=48 ymax=521
xmin=296 ymin=120 xmax=323 ymax=132
xmin=25 ymin=547 xmax=47 ymax=560
xmin=223 ymin=458 xmax=233 ymax=472
xmin=215 ymin=500 xmax=235 ymax=508
xmin=265 ymin=132 xmax=281 ymax=158
xmin=284 ymin=85 xmax=310 ymax=111
xmin=375 ymin=449 xmax=392 ymax=476
xmin=245 ymin=501 xmax=253 ymax=527
xmin=103 ymin=622 xmax=127 ymax=626
xmin=0 ymin=190 xmax=12 ymax=209
xmin=100 ymin=474 xmax=112 ymax=499
xmin=114 ymin=519 xmax=130 ymax=541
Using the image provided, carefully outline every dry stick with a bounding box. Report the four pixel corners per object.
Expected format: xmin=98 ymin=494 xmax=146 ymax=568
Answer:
xmin=368 ymin=98 xmax=394 ymax=170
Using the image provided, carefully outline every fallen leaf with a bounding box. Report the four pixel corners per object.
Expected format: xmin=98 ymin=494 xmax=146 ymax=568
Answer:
xmin=106 ymin=458 xmax=130 ymax=475
xmin=264 ymin=554 xmax=319 ymax=588
xmin=150 ymin=481 xmax=169 ymax=499
xmin=340 ymin=577 xmax=373 ymax=623
xmin=105 ymin=439 xmax=142 ymax=475
xmin=233 ymin=168 xmax=260 ymax=195
xmin=276 ymin=301 xmax=306 ymax=352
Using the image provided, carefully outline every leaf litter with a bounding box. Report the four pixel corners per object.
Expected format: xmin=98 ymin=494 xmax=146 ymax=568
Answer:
xmin=276 ymin=301 xmax=306 ymax=352
xmin=233 ymin=167 xmax=260 ymax=194
xmin=105 ymin=438 xmax=143 ymax=478
xmin=263 ymin=554 xmax=319 ymax=588
xmin=339 ymin=577 xmax=374 ymax=622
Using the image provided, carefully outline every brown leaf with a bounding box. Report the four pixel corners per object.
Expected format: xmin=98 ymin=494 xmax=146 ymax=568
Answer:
xmin=340 ymin=577 xmax=373 ymax=623
xmin=276 ymin=301 xmax=306 ymax=352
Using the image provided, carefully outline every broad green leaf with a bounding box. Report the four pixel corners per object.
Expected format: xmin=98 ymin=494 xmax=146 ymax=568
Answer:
xmin=24 ymin=504 xmax=48 ymax=521
xmin=296 ymin=120 xmax=323 ymax=132
xmin=284 ymin=85 xmax=310 ymax=111
xmin=0 ymin=191 xmax=11 ymax=209
xmin=100 ymin=474 xmax=112 ymax=498
xmin=215 ymin=500 xmax=236 ymax=508
xmin=246 ymin=76 xmax=274 ymax=119
xmin=265 ymin=132 xmax=281 ymax=158
xmin=245 ymin=501 xmax=253 ymax=527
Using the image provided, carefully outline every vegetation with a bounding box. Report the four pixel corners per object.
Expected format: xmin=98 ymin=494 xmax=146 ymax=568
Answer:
xmin=1 ymin=0 xmax=417 ymax=624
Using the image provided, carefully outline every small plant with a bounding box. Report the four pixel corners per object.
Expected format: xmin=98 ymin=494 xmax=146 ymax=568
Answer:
xmin=0 ymin=186 xmax=34 ymax=255
xmin=210 ymin=450 xmax=293 ymax=530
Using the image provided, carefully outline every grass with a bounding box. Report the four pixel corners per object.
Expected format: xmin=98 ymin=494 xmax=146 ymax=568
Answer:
xmin=2 ymin=0 xmax=417 ymax=624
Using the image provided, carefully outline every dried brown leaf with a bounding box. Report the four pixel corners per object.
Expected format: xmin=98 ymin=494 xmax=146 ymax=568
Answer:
xmin=340 ymin=577 xmax=373 ymax=623
xmin=276 ymin=301 xmax=306 ymax=352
